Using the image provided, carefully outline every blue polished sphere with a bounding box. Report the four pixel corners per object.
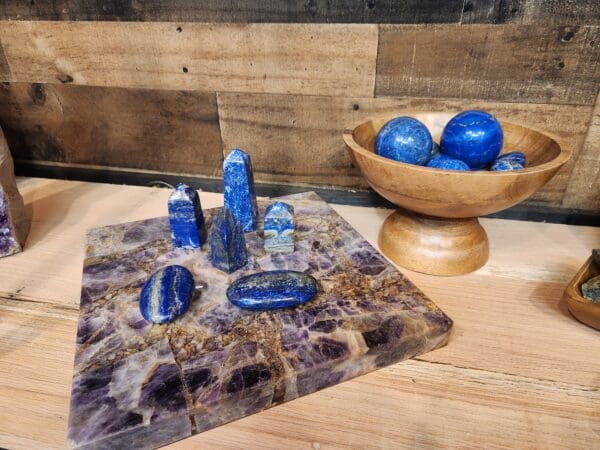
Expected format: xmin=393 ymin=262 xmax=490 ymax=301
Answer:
xmin=490 ymin=159 xmax=524 ymax=171
xmin=496 ymin=151 xmax=526 ymax=167
xmin=440 ymin=110 xmax=503 ymax=169
xmin=375 ymin=116 xmax=432 ymax=165
xmin=426 ymin=154 xmax=470 ymax=171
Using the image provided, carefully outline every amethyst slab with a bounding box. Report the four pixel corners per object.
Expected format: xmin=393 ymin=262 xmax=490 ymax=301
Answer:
xmin=68 ymin=192 xmax=453 ymax=450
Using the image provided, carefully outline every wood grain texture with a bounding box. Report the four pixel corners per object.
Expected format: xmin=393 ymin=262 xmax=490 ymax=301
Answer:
xmin=0 ymin=21 xmax=378 ymax=97
xmin=0 ymin=83 xmax=223 ymax=175
xmin=1 ymin=178 xmax=599 ymax=449
xmin=562 ymin=93 xmax=600 ymax=210
xmin=218 ymin=92 xmax=593 ymax=204
xmin=0 ymin=1 xmax=597 ymax=25
xmin=376 ymin=24 xmax=600 ymax=105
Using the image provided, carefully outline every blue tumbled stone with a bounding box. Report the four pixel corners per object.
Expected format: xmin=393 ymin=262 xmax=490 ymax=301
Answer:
xmin=441 ymin=110 xmax=503 ymax=169
xmin=496 ymin=151 xmax=527 ymax=167
xmin=210 ymin=207 xmax=248 ymax=273
xmin=490 ymin=159 xmax=524 ymax=171
xmin=264 ymin=201 xmax=294 ymax=253
xmin=140 ymin=265 xmax=195 ymax=324
xmin=426 ymin=154 xmax=470 ymax=171
xmin=375 ymin=116 xmax=432 ymax=165
xmin=223 ymin=148 xmax=258 ymax=232
xmin=226 ymin=270 xmax=318 ymax=310
xmin=168 ymin=183 xmax=207 ymax=249
xmin=430 ymin=141 xmax=441 ymax=158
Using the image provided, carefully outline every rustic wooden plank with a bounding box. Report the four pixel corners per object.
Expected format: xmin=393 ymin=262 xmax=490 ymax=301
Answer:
xmin=0 ymin=83 xmax=223 ymax=175
xmin=376 ymin=24 xmax=600 ymax=105
xmin=515 ymin=0 xmax=600 ymax=25
xmin=562 ymin=93 xmax=600 ymax=210
xmin=218 ymin=92 xmax=592 ymax=204
xmin=0 ymin=21 xmax=378 ymax=97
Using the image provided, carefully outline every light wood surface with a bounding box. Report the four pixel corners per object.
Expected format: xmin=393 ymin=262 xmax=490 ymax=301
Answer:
xmin=1 ymin=178 xmax=599 ymax=449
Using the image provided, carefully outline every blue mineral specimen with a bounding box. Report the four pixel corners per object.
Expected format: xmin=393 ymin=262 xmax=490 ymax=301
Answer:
xmin=168 ymin=183 xmax=207 ymax=249
xmin=430 ymin=141 xmax=441 ymax=158
xmin=264 ymin=201 xmax=294 ymax=253
xmin=496 ymin=151 xmax=527 ymax=167
xmin=426 ymin=154 xmax=470 ymax=171
xmin=490 ymin=159 xmax=524 ymax=171
xmin=139 ymin=265 xmax=195 ymax=324
xmin=374 ymin=116 xmax=432 ymax=165
xmin=223 ymin=148 xmax=258 ymax=232
xmin=210 ymin=207 xmax=248 ymax=273
xmin=226 ymin=270 xmax=318 ymax=310
xmin=441 ymin=110 xmax=503 ymax=169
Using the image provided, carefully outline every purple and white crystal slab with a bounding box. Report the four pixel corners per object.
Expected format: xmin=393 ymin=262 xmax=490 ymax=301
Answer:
xmin=68 ymin=192 xmax=452 ymax=449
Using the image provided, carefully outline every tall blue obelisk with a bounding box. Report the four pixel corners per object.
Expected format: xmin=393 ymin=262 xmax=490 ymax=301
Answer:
xmin=223 ymin=148 xmax=258 ymax=232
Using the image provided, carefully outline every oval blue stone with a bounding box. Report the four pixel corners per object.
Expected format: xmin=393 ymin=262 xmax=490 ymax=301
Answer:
xmin=227 ymin=270 xmax=318 ymax=311
xmin=496 ymin=151 xmax=527 ymax=166
xmin=426 ymin=154 xmax=470 ymax=171
xmin=490 ymin=159 xmax=524 ymax=171
xmin=140 ymin=265 xmax=195 ymax=324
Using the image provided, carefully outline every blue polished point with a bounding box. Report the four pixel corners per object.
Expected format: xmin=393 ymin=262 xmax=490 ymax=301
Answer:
xmin=210 ymin=207 xmax=248 ymax=273
xmin=374 ymin=116 xmax=432 ymax=165
xmin=496 ymin=151 xmax=527 ymax=167
xmin=140 ymin=265 xmax=195 ymax=324
xmin=490 ymin=159 xmax=524 ymax=171
xmin=440 ymin=110 xmax=503 ymax=169
xmin=226 ymin=270 xmax=318 ymax=310
xmin=264 ymin=202 xmax=294 ymax=253
xmin=426 ymin=154 xmax=470 ymax=171
xmin=223 ymin=148 xmax=258 ymax=232
xmin=168 ymin=183 xmax=207 ymax=249
xmin=430 ymin=141 xmax=441 ymax=158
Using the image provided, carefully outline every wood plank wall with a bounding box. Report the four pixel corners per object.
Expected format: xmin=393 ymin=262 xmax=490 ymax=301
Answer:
xmin=0 ymin=1 xmax=598 ymax=211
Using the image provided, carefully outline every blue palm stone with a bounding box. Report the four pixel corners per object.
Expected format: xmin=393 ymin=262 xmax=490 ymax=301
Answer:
xmin=490 ymin=159 xmax=524 ymax=171
xmin=224 ymin=148 xmax=258 ymax=232
xmin=168 ymin=183 xmax=207 ymax=249
xmin=210 ymin=207 xmax=248 ymax=273
xmin=264 ymin=201 xmax=294 ymax=253
xmin=496 ymin=151 xmax=527 ymax=167
xmin=227 ymin=270 xmax=318 ymax=310
xmin=441 ymin=110 xmax=503 ymax=169
xmin=426 ymin=154 xmax=470 ymax=171
xmin=375 ymin=116 xmax=432 ymax=165
xmin=140 ymin=265 xmax=195 ymax=324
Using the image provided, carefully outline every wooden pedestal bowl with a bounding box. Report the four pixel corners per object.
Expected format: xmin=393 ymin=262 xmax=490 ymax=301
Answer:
xmin=343 ymin=112 xmax=570 ymax=276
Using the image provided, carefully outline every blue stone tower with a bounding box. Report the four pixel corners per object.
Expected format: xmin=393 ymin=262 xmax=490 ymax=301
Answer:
xmin=168 ymin=183 xmax=207 ymax=249
xmin=264 ymin=201 xmax=294 ymax=253
xmin=210 ymin=207 xmax=248 ymax=273
xmin=223 ymin=148 xmax=258 ymax=232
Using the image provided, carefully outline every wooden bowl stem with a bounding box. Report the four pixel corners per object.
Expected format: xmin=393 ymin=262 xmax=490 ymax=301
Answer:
xmin=379 ymin=209 xmax=489 ymax=276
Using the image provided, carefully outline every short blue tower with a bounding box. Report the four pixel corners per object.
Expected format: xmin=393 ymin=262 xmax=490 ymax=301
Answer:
xmin=264 ymin=202 xmax=294 ymax=253
xmin=168 ymin=183 xmax=207 ymax=249
xmin=210 ymin=207 xmax=248 ymax=273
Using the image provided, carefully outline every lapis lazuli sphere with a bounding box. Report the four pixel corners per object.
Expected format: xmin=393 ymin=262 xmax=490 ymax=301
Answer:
xmin=426 ymin=154 xmax=470 ymax=171
xmin=140 ymin=265 xmax=195 ymax=324
xmin=440 ymin=110 xmax=503 ymax=169
xmin=496 ymin=151 xmax=526 ymax=167
xmin=375 ymin=117 xmax=432 ymax=165
xmin=490 ymin=160 xmax=524 ymax=171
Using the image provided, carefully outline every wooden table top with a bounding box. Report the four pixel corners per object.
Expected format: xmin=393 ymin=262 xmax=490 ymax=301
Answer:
xmin=1 ymin=178 xmax=599 ymax=449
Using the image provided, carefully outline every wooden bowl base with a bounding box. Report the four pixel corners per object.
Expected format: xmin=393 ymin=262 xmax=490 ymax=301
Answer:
xmin=378 ymin=210 xmax=489 ymax=276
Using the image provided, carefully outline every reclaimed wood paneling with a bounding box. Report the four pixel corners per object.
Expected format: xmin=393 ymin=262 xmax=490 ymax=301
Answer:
xmin=218 ymin=92 xmax=593 ymax=204
xmin=1 ymin=1 xmax=598 ymax=25
xmin=0 ymin=21 xmax=378 ymax=97
xmin=376 ymin=24 xmax=600 ymax=105
xmin=563 ymin=93 xmax=600 ymax=210
xmin=0 ymin=83 xmax=223 ymax=175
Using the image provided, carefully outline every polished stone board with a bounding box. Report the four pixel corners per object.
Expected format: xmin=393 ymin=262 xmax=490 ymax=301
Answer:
xmin=68 ymin=192 xmax=452 ymax=449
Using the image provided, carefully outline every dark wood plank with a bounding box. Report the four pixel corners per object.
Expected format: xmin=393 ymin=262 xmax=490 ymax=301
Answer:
xmin=376 ymin=24 xmax=600 ymax=105
xmin=1 ymin=1 xmax=597 ymax=24
xmin=217 ymin=92 xmax=593 ymax=205
xmin=0 ymin=83 xmax=223 ymax=175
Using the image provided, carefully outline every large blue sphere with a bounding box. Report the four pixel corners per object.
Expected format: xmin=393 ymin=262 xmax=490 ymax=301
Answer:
xmin=375 ymin=116 xmax=432 ymax=165
xmin=440 ymin=110 xmax=503 ymax=169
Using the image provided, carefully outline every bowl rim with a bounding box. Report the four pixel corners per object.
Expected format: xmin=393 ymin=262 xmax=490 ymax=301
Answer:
xmin=343 ymin=113 xmax=571 ymax=176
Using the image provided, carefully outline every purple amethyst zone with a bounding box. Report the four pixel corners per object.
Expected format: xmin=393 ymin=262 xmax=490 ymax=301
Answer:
xmin=69 ymin=191 xmax=452 ymax=449
xmin=0 ymin=189 xmax=19 ymax=256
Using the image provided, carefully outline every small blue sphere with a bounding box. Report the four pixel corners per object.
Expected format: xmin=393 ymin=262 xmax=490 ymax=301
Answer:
xmin=441 ymin=110 xmax=503 ymax=169
xmin=496 ymin=151 xmax=526 ymax=167
xmin=490 ymin=159 xmax=524 ymax=171
xmin=426 ymin=154 xmax=470 ymax=171
xmin=375 ymin=116 xmax=432 ymax=165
